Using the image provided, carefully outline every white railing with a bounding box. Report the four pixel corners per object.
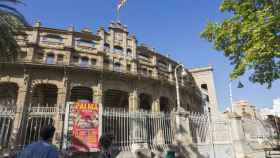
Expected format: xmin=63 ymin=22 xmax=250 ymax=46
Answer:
xmin=189 ymin=112 xmax=210 ymax=144
xmin=102 ymin=108 xmax=175 ymax=151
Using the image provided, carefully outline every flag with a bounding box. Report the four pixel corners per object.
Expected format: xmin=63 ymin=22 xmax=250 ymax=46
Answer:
xmin=117 ymin=0 xmax=127 ymax=11
xmin=237 ymin=81 xmax=244 ymax=88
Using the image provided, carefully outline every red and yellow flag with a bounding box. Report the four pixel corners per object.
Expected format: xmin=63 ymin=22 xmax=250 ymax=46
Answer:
xmin=117 ymin=0 xmax=127 ymax=11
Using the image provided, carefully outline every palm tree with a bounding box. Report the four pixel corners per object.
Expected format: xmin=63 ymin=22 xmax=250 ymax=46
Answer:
xmin=0 ymin=0 xmax=27 ymax=62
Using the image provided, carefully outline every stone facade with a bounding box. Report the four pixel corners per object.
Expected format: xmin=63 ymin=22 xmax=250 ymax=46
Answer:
xmin=0 ymin=22 xmax=221 ymax=149
xmin=189 ymin=66 xmax=219 ymax=113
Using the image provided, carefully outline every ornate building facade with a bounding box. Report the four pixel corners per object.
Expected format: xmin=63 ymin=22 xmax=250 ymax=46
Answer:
xmin=0 ymin=21 xmax=219 ymax=149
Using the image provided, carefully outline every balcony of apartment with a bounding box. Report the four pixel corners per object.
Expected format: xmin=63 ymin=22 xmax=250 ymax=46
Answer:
xmin=137 ymin=53 xmax=153 ymax=65
xmin=158 ymin=71 xmax=170 ymax=82
xmin=39 ymin=34 xmax=65 ymax=49
xmin=74 ymin=38 xmax=98 ymax=53
xmin=139 ymin=67 xmax=153 ymax=79
xmin=157 ymin=61 xmax=169 ymax=72
xmin=70 ymin=56 xmax=101 ymax=70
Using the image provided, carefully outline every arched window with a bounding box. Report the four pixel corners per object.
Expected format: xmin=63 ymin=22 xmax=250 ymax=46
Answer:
xmin=113 ymin=46 xmax=123 ymax=54
xmin=91 ymin=58 xmax=97 ymax=65
xmin=70 ymin=86 xmax=93 ymax=102
xmin=104 ymin=43 xmax=110 ymax=52
xmin=139 ymin=93 xmax=152 ymax=111
xmin=80 ymin=57 xmax=89 ymax=67
xmin=36 ymin=52 xmax=44 ymax=62
xmin=113 ymin=62 xmax=121 ymax=72
xmin=201 ymin=84 xmax=208 ymax=91
xmin=31 ymin=84 xmax=58 ymax=107
xmin=57 ymin=54 xmax=64 ymax=64
xmin=103 ymin=89 xmax=129 ymax=109
xmin=46 ymin=53 xmax=55 ymax=64
xmin=127 ymin=48 xmax=132 ymax=56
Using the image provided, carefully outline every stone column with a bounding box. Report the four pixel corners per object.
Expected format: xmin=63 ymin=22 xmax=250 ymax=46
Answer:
xmin=93 ymin=83 xmax=103 ymax=140
xmin=152 ymin=97 xmax=160 ymax=112
xmin=10 ymin=83 xmax=29 ymax=149
xmin=93 ymin=83 xmax=103 ymax=105
xmin=129 ymin=89 xmax=138 ymax=112
xmin=130 ymin=61 xmax=138 ymax=75
xmin=171 ymin=109 xmax=198 ymax=158
xmin=230 ymin=115 xmax=247 ymax=158
xmin=53 ymin=87 xmax=67 ymax=147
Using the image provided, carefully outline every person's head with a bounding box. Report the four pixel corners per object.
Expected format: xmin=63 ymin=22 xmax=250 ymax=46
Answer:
xmin=40 ymin=125 xmax=56 ymax=142
xmin=99 ymin=133 xmax=114 ymax=150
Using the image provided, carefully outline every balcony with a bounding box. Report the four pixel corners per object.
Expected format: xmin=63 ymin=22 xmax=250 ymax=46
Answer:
xmin=75 ymin=39 xmax=97 ymax=52
xmin=39 ymin=35 xmax=64 ymax=48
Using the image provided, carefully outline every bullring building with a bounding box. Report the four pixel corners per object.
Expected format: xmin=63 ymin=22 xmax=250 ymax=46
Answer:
xmin=0 ymin=21 xmax=218 ymax=150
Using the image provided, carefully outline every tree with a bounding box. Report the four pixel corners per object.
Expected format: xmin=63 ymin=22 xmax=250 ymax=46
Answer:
xmin=0 ymin=0 xmax=27 ymax=62
xmin=201 ymin=0 xmax=280 ymax=88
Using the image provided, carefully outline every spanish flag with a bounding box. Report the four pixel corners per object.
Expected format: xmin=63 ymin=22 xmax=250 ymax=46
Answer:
xmin=117 ymin=0 xmax=127 ymax=11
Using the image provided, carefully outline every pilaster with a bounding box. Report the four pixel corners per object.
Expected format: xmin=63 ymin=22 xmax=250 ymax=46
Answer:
xmin=129 ymin=90 xmax=138 ymax=112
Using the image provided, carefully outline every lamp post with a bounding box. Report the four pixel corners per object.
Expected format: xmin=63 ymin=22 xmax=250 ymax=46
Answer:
xmin=174 ymin=64 xmax=187 ymax=111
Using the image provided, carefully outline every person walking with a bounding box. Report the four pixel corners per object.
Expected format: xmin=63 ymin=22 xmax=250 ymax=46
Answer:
xmin=98 ymin=133 xmax=114 ymax=158
xmin=17 ymin=125 xmax=59 ymax=158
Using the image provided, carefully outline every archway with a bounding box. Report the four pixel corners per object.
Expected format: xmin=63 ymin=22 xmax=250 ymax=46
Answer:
xmin=139 ymin=93 xmax=152 ymax=111
xmin=160 ymin=97 xmax=171 ymax=113
xmin=31 ymin=84 xmax=58 ymax=107
xmin=70 ymin=86 xmax=93 ymax=103
xmin=103 ymin=89 xmax=129 ymax=109
xmin=0 ymin=82 xmax=18 ymax=107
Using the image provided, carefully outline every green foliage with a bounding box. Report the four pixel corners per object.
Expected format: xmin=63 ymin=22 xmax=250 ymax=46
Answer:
xmin=201 ymin=0 xmax=280 ymax=88
xmin=0 ymin=0 xmax=27 ymax=62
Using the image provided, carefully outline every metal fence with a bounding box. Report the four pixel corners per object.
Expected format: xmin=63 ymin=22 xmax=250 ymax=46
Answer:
xmin=102 ymin=108 xmax=176 ymax=151
xmin=189 ymin=112 xmax=235 ymax=158
xmin=0 ymin=105 xmax=61 ymax=157
xmin=0 ymin=105 xmax=176 ymax=156
xmin=0 ymin=107 xmax=15 ymax=151
xmin=242 ymin=117 xmax=277 ymax=149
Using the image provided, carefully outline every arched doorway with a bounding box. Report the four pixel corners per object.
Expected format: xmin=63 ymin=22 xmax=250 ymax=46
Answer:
xmin=103 ymin=89 xmax=129 ymax=109
xmin=0 ymin=82 xmax=18 ymax=148
xmin=160 ymin=97 xmax=171 ymax=113
xmin=0 ymin=82 xmax=18 ymax=107
xmin=139 ymin=93 xmax=152 ymax=111
xmin=70 ymin=86 xmax=93 ymax=103
xmin=31 ymin=84 xmax=58 ymax=107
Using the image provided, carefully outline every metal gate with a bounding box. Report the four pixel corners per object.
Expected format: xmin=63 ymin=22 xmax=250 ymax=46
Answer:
xmin=189 ymin=112 xmax=235 ymax=158
xmin=102 ymin=108 xmax=176 ymax=151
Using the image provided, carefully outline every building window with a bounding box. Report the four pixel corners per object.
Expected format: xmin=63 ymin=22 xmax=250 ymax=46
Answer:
xmin=46 ymin=53 xmax=55 ymax=64
xmin=113 ymin=62 xmax=121 ymax=72
xmin=201 ymin=84 xmax=208 ymax=90
xmin=91 ymin=58 xmax=97 ymax=65
xmin=127 ymin=48 xmax=132 ymax=56
xmin=76 ymin=39 xmax=96 ymax=48
xmin=42 ymin=34 xmax=63 ymax=43
xmin=103 ymin=58 xmax=110 ymax=64
xmin=80 ymin=57 xmax=89 ymax=67
xmin=127 ymin=64 xmax=131 ymax=72
xmin=142 ymin=68 xmax=148 ymax=77
xmin=72 ymin=56 xmax=79 ymax=64
xmin=36 ymin=52 xmax=44 ymax=62
xmin=113 ymin=46 xmax=123 ymax=54
xmin=104 ymin=43 xmax=110 ymax=52
xmin=148 ymin=70 xmax=153 ymax=76
xmin=57 ymin=54 xmax=64 ymax=64
xmin=18 ymin=51 xmax=27 ymax=60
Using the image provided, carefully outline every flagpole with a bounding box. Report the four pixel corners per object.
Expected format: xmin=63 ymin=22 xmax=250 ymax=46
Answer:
xmin=117 ymin=8 xmax=120 ymax=22
xmin=229 ymin=80 xmax=233 ymax=112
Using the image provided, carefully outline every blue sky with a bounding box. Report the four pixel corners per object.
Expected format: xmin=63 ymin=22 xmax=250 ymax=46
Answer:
xmin=16 ymin=0 xmax=280 ymax=111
